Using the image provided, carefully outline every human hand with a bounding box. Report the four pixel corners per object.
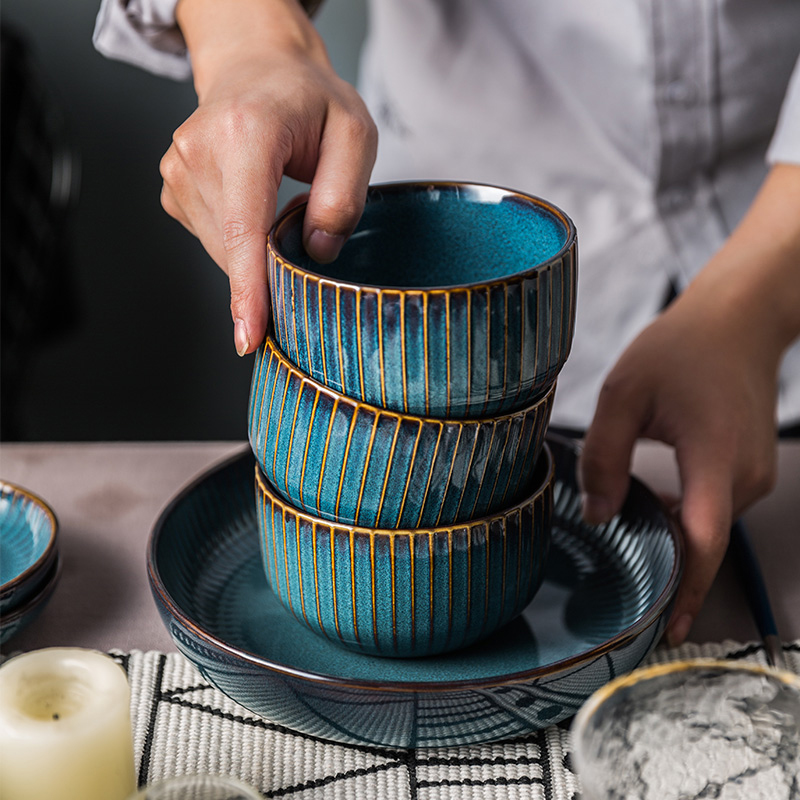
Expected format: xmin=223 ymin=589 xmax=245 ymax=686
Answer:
xmin=160 ymin=0 xmax=377 ymax=355
xmin=579 ymin=164 xmax=800 ymax=647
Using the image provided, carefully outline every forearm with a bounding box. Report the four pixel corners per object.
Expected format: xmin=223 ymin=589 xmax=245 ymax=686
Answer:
xmin=679 ymin=163 xmax=800 ymax=363
xmin=175 ymin=0 xmax=330 ymax=99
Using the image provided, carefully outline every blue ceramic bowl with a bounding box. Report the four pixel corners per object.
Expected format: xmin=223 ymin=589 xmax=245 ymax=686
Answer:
xmin=269 ymin=181 xmax=577 ymax=419
xmin=254 ymin=443 xmax=553 ymax=658
xmin=147 ymin=435 xmax=683 ymax=748
xmin=0 ymin=555 xmax=61 ymax=645
xmin=249 ymin=334 xmax=555 ymax=529
xmin=0 ymin=481 xmax=59 ymax=615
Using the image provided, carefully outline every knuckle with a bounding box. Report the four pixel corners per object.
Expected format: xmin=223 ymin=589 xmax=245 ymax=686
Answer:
xmin=221 ymin=217 xmax=259 ymax=253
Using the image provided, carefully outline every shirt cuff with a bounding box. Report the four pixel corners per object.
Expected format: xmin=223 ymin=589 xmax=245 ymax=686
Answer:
xmin=93 ymin=0 xmax=192 ymax=81
xmin=767 ymin=55 xmax=800 ymax=166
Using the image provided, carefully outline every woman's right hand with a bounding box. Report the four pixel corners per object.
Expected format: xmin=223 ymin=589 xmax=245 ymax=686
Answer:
xmin=160 ymin=0 xmax=377 ymax=355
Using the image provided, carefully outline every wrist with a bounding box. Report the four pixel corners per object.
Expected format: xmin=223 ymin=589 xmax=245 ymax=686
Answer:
xmin=176 ymin=0 xmax=329 ymax=98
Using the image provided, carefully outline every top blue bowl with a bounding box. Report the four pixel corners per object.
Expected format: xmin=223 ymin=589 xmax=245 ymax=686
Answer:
xmin=269 ymin=181 xmax=577 ymax=419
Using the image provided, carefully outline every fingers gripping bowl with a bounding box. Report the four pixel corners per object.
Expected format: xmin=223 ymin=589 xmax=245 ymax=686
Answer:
xmin=268 ymin=181 xmax=577 ymax=419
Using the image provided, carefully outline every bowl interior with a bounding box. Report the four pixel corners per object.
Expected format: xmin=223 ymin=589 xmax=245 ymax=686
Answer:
xmin=0 ymin=483 xmax=57 ymax=587
xmin=274 ymin=183 xmax=570 ymax=288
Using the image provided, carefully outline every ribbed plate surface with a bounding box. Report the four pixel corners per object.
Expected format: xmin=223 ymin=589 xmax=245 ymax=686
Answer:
xmin=149 ymin=435 xmax=683 ymax=748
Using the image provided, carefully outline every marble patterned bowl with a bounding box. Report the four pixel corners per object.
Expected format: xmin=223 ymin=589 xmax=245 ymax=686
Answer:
xmin=269 ymin=181 xmax=577 ymax=419
xmin=0 ymin=481 xmax=59 ymax=615
xmin=254 ymin=443 xmax=554 ymax=658
xmin=249 ymin=334 xmax=555 ymax=529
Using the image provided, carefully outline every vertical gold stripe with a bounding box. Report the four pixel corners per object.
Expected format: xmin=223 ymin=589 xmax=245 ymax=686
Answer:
xmin=502 ymin=283 xmax=509 ymax=408
xmin=501 ymin=412 xmax=530 ymax=505
xmin=409 ymin=533 xmax=415 ymax=651
xmin=303 ymin=274 xmax=313 ymax=374
xmin=394 ymin=419 xmax=424 ymax=528
xmin=390 ymin=532 xmax=397 ymax=652
xmin=466 ymin=289 xmax=472 ymax=409
xmin=316 ymin=398 xmax=340 ymax=514
xmin=428 ymin=531 xmax=435 ymax=648
xmin=334 ymin=409 xmax=359 ymax=519
xmin=423 ymin=292 xmax=430 ymax=415
xmin=350 ymin=529 xmax=360 ymax=644
xmin=483 ymin=285 xmax=491 ymax=416
xmin=353 ymin=412 xmax=381 ymax=524
xmin=281 ymin=506 xmax=297 ymax=620
xmin=291 ymin=272 xmax=301 ymax=366
xmin=272 ymin=371 xmax=292 ymax=479
xmin=297 ymin=391 xmax=321 ymax=508
xmin=374 ymin=418 xmax=401 ymax=526
xmin=370 ymin=532 xmax=378 ymax=649
xmin=378 ymin=291 xmax=387 ymax=408
xmin=512 ymin=277 xmax=527 ymax=408
xmin=295 ymin=516 xmax=309 ymax=627
xmin=356 ymin=288 xmax=366 ymax=402
xmin=270 ymin=498 xmax=282 ymax=600
xmin=434 ymin=424 xmax=463 ymax=526
xmin=283 ymin=381 xmax=304 ymax=495
xmin=468 ymin=421 xmax=498 ymax=520
xmin=482 ymin=523 xmax=490 ymax=634
xmin=514 ymin=506 xmax=523 ymax=611
xmin=336 ymin=285 xmax=346 ymax=391
xmin=400 ymin=292 xmax=408 ymax=413
xmin=481 ymin=418 xmax=514 ymax=515
xmin=255 ymin=350 xmax=277 ymax=462
xmin=260 ymin=490 xmax=273 ymax=585
xmin=453 ymin=425 xmax=482 ymax=522
xmin=318 ymin=280 xmax=328 ymax=386
xmin=445 ymin=292 xmax=452 ymax=417
xmin=414 ymin=421 xmax=444 ymax=528
xmin=331 ymin=529 xmax=343 ymax=642
xmin=311 ymin=521 xmax=329 ymax=638
xmin=447 ymin=529 xmax=454 ymax=641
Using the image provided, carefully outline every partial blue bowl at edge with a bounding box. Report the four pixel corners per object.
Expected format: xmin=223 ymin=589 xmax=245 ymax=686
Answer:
xmin=0 ymin=481 xmax=59 ymax=615
xmin=249 ymin=333 xmax=556 ymax=529
xmin=269 ymin=181 xmax=578 ymax=419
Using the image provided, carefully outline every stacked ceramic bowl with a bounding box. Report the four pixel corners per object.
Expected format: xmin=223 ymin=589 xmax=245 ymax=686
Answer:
xmin=0 ymin=481 xmax=60 ymax=644
xmin=249 ymin=181 xmax=577 ymax=658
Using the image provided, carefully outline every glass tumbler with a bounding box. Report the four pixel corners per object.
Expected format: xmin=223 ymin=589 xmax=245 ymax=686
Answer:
xmin=570 ymin=659 xmax=800 ymax=800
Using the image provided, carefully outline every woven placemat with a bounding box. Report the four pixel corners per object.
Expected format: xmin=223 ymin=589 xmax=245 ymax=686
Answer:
xmin=109 ymin=640 xmax=799 ymax=799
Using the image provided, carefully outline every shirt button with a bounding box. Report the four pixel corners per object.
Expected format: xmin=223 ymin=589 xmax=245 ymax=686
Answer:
xmin=665 ymin=80 xmax=698 ymax=105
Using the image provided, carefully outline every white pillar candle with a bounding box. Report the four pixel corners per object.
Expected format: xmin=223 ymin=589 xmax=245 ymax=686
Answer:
xmin=0 ymin=648 xmax=136 ymax=800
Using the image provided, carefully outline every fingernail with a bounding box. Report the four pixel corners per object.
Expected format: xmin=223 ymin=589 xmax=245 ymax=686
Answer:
xmin=306 ymin=229 xmax=346 ymax=263
xmin=581 ymin=493 xmax=614 ymax=525
xmin=666 ymin=614 xmax=693 ymax=648
xmin=234 ymin=318 xmax=249 ymax=357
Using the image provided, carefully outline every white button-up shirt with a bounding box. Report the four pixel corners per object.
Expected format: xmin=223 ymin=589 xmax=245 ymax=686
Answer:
xmin=94 ymin=0 xmax=800 ymax=429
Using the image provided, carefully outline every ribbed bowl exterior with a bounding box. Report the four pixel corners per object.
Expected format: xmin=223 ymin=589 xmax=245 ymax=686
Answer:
xmin=268 ymin=185 xmax=577 ymax=419
xmin=249 ymin=335 xmax=555 ymax=529
xmin=254 ymin=444 xmax=554 ymax=658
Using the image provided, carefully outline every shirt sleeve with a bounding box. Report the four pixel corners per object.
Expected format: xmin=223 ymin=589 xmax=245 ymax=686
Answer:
xmin=92 ymin=0 xmax=192 ymax=81
xmin=767 ymin=54 xmax=800 ymax=166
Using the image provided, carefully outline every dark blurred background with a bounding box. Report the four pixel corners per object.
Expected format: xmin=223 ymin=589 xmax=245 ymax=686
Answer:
xmin=1 ymin=0 xmax=366 ymax=442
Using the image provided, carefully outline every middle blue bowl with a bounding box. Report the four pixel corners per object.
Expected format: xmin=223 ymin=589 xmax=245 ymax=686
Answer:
xmin=249 ymin=334 xmax=555 ymax=529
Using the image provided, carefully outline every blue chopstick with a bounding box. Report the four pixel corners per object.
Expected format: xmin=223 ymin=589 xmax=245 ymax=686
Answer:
xmin=729 ymin=519 xmax=786 ymax=670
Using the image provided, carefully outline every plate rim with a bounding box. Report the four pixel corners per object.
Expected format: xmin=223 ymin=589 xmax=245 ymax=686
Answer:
xmin=148 ymin=437 xmax=684 ymax=693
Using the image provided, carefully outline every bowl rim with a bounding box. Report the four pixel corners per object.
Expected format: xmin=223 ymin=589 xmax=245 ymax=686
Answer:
xmin=0 ymin=481 xmax=59 ymax=595
xmin=268 ymin=180 xmax=578 ymax=293
xmin=147 ymin=436 xmax=685 ymax=693
xmin=255 ymin=440 xmax=555 ymax=537
xmin=570 ymin=657 xmax=800 ymax=760
xmin=252 ymin=332 xmax=557 ymax=427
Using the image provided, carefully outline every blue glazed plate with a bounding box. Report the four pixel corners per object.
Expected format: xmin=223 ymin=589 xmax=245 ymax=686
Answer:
xmin=148 ymin=435 xmax=683 ymax=749
xmin=0 ymin=481 xmax=59 ymax=614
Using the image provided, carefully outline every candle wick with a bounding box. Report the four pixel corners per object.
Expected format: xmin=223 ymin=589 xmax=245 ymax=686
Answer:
xmin=52 ymin=713 xmax=60 ymax=720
